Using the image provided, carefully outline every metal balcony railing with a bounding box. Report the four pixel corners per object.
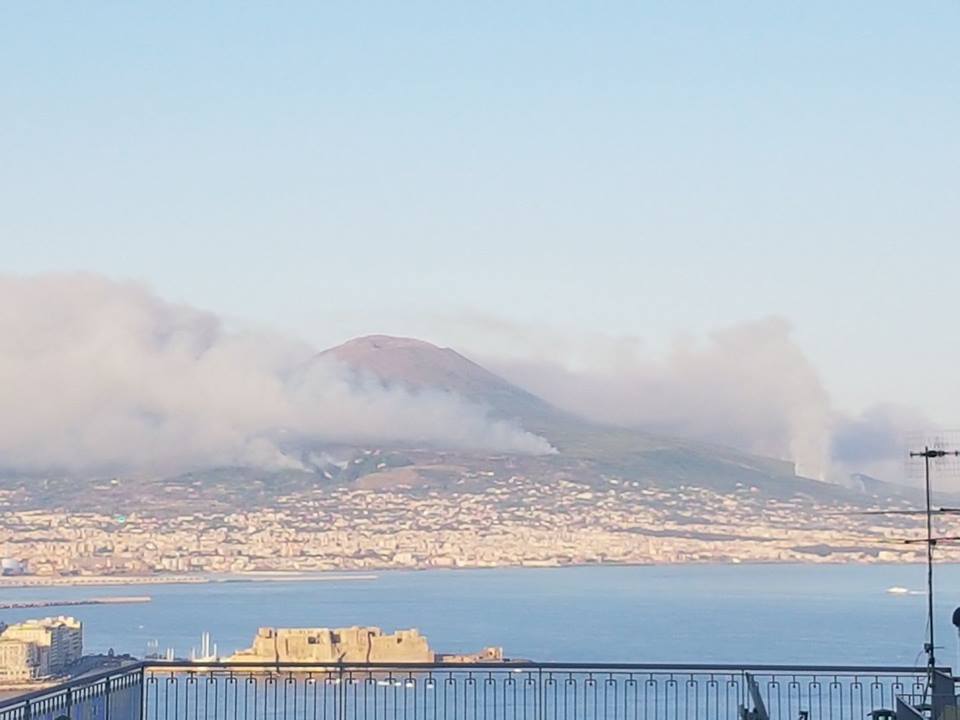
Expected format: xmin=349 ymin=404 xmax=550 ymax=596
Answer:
xmin=0 ymin=662 xmax=954 ymax=720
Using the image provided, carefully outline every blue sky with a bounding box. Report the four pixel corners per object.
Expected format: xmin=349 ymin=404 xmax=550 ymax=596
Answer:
xmin=1 ymin=2 xmax=957 ymax=421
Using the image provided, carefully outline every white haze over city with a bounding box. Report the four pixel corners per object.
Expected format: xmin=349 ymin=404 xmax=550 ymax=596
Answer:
xmin=0 ymin=273 xmax=923 ymax=483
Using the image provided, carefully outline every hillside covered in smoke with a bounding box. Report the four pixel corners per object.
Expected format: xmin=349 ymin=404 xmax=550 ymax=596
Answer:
xmin=0 ymin=274 xmax=553 ymax=476
xmin=0 ymin=273 xmax=923 ymax=491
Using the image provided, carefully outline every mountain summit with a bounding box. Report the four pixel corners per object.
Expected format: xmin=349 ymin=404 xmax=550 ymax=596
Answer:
xmin=319 ymin=334 xmax=568 ymax=433
xmin=321 ymin=334 xmax=532 ymax=402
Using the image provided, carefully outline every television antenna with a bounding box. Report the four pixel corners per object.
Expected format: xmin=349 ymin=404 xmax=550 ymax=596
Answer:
xmin=909 ymin=445 xmax=960 ymax=671
xmin=840 ymin=433 xmax=960 ymax=674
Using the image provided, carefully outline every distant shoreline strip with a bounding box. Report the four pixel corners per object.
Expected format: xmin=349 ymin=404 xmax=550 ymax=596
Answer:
xmin=0 ymin=573 xmax=379 ymax=590
xmin=0 ymin=596 xmax=152 ymax=609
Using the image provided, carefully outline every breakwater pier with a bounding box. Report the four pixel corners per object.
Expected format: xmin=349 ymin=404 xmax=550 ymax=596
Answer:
xmin=0 ymin=596 xmax=151 ymax=610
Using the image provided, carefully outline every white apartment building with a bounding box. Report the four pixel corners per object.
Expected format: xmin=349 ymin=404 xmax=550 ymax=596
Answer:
xmin=0 ymin=637 xmax=44 ymax=680
xmin=0 ymin=616 xmax=82 ymax=680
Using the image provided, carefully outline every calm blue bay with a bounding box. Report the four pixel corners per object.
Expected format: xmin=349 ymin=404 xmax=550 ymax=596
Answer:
xmin=1 ymin=565 xmax=958 ymax=667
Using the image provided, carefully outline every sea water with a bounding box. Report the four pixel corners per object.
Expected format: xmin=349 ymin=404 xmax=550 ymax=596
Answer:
xmin=0 ymin=564 xmax=957 ymax=667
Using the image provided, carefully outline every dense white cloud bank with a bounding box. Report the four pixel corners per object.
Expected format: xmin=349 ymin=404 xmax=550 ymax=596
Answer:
xmin=478 ymin=318 xmax=925 ymax=484
xmin=0 ymin=274 xmax=553 ymax=474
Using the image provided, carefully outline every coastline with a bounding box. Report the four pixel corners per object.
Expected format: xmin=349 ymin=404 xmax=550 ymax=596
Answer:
xmin=0 ymin=559 xmax=950 ymax=590
xmin=0 ymin=596 xmax=151 ymax=609
xmin=0 ymin=572 xmax=378 ymax=590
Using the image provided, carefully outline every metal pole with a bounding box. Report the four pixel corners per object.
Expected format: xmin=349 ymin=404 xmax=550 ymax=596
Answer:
xmin=925 ymin=447 xmax=935 ymax=671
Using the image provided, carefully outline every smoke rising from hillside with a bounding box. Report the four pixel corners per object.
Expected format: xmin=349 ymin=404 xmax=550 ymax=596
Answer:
xmin=0 ymin=274 xmax=923 ymax=482
xmin=829 ymin=404 xmax=930 ymax=485
xmin=474 ymin=318 xmax=923 ymax=484
xmin=0 ymin=274 xmax=554 ymax=474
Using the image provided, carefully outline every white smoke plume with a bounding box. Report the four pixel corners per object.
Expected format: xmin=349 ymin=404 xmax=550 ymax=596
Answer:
xmin=0 ymin=274 xmax=926 ymax=483
xmin=480 ymin=318 xmax=833 ymax=480
xmin=0 ymin=274 xmax=554 ymax=474
xmin=457 ymin=316 xmax=925 ymax=484
xmin=829 ymin=404 xmax=932 ymax=486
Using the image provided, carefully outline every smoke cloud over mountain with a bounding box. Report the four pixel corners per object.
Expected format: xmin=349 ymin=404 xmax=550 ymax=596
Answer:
xmin=472 ymin=318 xmax=924 ymax=484
xmin=829 ymin=404 xmax=930 ymax=486
xmin=0 ymin=274 xmax=923 ymax=483
xmin=0 ymin=274 xmax=554 ymax=474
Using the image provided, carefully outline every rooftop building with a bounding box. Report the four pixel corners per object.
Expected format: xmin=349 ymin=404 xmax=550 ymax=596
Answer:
xmin=0 ymin=616 xmax=82 ymax=680
xmin=0 ymin=637 xmax=43 ymax=681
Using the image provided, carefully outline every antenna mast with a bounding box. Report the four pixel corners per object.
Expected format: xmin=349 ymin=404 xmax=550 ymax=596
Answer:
xmin=909 ymin=445 xmax=960 ymax=671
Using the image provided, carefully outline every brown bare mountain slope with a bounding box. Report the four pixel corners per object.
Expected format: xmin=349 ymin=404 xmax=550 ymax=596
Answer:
xmin=319 ymin=335 xmax=570 ymax=434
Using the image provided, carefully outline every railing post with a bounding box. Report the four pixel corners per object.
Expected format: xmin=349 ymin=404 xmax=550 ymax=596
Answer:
xmin=104 ymin=675 xmax=112 ymax=720
xmin=138 ymin=664 xmax=146 ymax=720
xmin=538 ymin=666 xmax=544 ymax=720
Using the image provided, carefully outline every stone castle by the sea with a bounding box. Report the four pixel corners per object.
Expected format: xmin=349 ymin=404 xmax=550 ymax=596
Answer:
xmin=228 ymin=626 xmax=503 ymax=664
